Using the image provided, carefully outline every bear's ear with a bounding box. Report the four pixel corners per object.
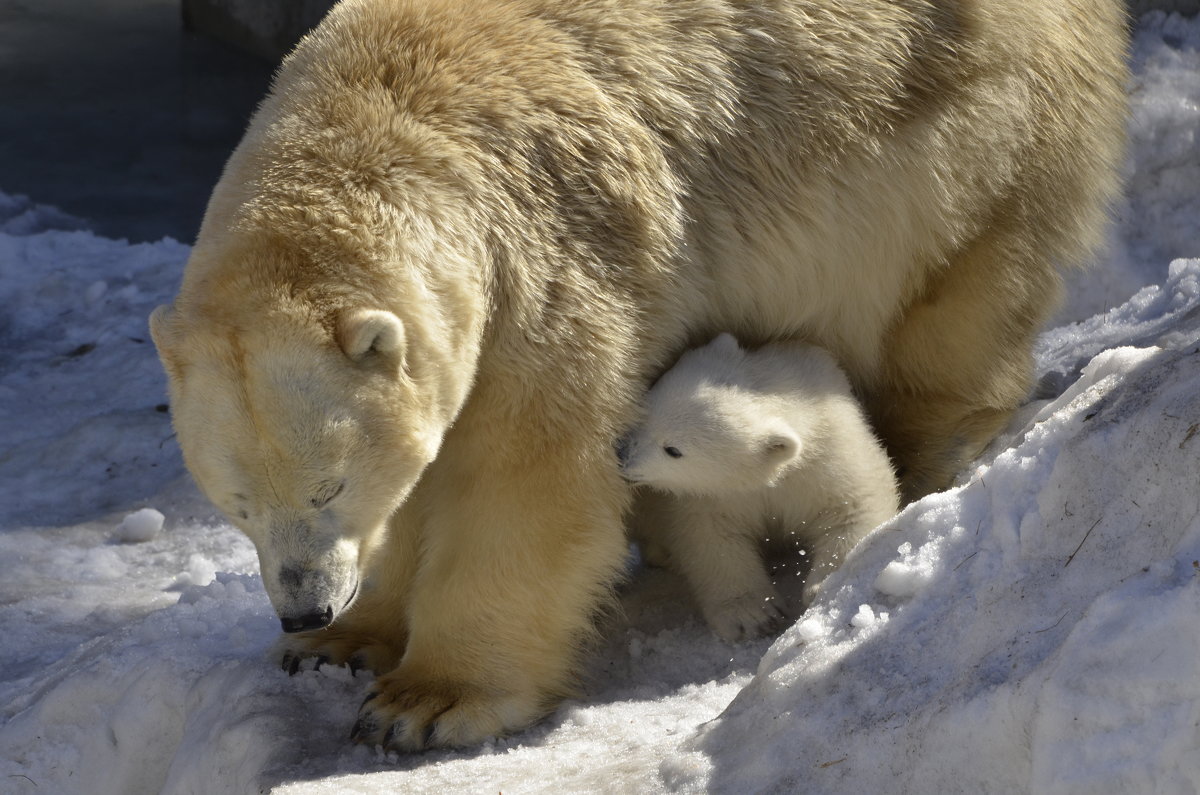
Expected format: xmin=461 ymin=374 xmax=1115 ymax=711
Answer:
xmin=709 ymin=333 xmax=741 ymax=355
xmin=149 ymin=304 xmax=176 ymax=349
xmin=149 ymin=304 xmax=185 ymax=379
xmin=338 ymin=309 xmax=406 ymax=366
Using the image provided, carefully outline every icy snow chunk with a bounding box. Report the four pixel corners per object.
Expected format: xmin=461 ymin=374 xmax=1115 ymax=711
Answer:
xmin=874 ymin=529 xmax=963 ymax=601
xmin=1034 ymin=345 xmax=1161 ymax=425
xmin=795 ymin=617 xmax=825 ymax=644
xmin=85 ymin=280 xmax=107 ymax=304
xmin=172 ymin=554 xmax=218 ymax=592
xmin=875 ymin=543 xmax=934 ymax=599
xmin=851 ymin=604 xmax=888 ymax=629
xmin=113 ymin=507 xmax=164 ymax=543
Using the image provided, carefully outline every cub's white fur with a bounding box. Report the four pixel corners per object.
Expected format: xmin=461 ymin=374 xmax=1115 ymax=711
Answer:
xmin=622 ymin=334 xmax=900 ymax=641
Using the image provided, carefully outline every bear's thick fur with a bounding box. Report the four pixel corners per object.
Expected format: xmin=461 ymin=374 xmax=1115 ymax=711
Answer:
xmin=620 ymin=334 xmax=900 ymax=642
xmin=149 ymin=0 xmax=1127 ymax=749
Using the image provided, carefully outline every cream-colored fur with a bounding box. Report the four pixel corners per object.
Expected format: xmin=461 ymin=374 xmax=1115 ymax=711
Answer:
xmin=621 ymin=334 xmax=899 ymax=642
xmin=149 ymin=0 xmax=1127 ymax=750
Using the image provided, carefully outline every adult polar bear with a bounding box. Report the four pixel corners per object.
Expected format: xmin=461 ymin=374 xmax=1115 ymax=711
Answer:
xmin=150 ymin=0 xmax=1126 ymax=750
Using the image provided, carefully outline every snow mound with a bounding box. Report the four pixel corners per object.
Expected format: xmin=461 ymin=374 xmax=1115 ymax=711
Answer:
xmin=669 ymin=258 xmax=1200 ymax=793
xmin=0 ymin=191 xmax=88 ymax=236
xmin=0 ymin=198 xmax=191 ymax=527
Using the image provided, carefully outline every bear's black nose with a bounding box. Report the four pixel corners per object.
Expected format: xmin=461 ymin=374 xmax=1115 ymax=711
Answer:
xmin=279 ymin=605 xmax=334 ymax=633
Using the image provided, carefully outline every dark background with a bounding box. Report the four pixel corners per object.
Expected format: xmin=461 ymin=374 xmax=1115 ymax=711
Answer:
xmin=0 ymin=0 xmax=1194 ymax=244
xmin=0 ymin=0 xmax=280 ymax=243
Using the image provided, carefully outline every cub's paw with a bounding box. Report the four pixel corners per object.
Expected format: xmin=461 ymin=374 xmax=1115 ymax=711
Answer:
xmin=800 ymin=577 xmax=826 ymax=609
xmin=350 ymin=667 xmax=543 ymax=751
xmin=702 ymin=591 xmax=791 ymax=643
xmin=274 ymin=629 xmax=402 ymax=677
xmin=638 ymin=539 xmax=672 ymax=568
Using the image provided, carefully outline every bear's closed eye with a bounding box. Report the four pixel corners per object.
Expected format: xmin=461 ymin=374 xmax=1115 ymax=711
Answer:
xmin=310 ymin=482 xmax=345 ymax=509
xmin=664 ymin=446 xmax=683 ymax=458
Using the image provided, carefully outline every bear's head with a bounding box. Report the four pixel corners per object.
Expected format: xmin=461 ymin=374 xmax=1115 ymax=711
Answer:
xmin=149 ymin=233 xmax=486 ymax=633
xmin=618 ymin=334 xmax=804 ymax=495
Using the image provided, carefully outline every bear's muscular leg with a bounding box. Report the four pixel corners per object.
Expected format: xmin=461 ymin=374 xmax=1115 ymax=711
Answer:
xmin=351 ymin=440 xmax=630 ymax=750
xmin=873 ymin=221 xmax=1062 ymax=501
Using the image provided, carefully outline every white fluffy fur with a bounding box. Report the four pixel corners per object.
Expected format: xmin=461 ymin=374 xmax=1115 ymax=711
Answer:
xmin=622 ymin=334 xmax=900 ymax=641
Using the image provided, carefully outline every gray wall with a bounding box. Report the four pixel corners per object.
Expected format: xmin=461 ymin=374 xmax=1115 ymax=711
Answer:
xmin=1130 ymin=0 xmax=1200 ymax=16
xmin=181 ymin=0 xmax=335 ymax=61
xmin=183 ymin=0 xmax=1200 ymax=63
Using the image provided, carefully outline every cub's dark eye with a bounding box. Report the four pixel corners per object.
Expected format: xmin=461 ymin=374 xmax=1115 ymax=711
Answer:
xmin=310 ymin=481 xmax=345 ymax=509
xmin=664 ymin=446 xmax=683 ymax=459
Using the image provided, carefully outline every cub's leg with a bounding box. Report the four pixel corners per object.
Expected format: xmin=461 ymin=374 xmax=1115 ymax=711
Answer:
xmin=663 ymin=497 xmax=788 ymax=642
xmin=351 ymin=431 xmax=629 ymax=751
xmin=626 ymin=488 xmax=675 ymax=568
xmin=873 ymin=223 xmax=1060 ymax=501
xmin=796 ymin=517 xmax=874 ymax=606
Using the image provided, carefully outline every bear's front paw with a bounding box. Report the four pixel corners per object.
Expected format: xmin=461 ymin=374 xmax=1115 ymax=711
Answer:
xmin=350 ymin=667 xmax=542 ymax=751
xmin=703 ymin=591 xmax=791 ymax=643
xmin=275 ymin=628 xmax=402 ymax=677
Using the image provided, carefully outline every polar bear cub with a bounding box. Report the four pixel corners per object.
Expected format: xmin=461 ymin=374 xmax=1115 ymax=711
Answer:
xmin=620 ymin=333 xmax=900 ymax=641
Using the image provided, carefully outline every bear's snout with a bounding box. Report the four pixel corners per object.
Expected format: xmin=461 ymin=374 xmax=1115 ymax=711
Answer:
xmin=268 ymin=560 xmax=359 ymax=633
xmin=279 ymin=605 xmax=334 ymax=633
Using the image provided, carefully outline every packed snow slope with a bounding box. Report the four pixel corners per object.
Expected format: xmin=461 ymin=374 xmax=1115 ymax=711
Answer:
xmin=1 ymin=11 xmax=1198 ymax=795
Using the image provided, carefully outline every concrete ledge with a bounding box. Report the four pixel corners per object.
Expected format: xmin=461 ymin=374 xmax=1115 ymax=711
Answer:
xmin=181 ymin=0 xmax=335 ymax=61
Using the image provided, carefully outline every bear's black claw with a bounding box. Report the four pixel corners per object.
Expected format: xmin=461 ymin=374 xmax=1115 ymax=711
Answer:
xmin=350 ymin=716 xmax=376 ymax=742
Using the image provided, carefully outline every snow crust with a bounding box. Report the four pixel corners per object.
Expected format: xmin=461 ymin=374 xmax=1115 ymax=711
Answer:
xmin=1 ymin=11 xmax=1198 ymax=795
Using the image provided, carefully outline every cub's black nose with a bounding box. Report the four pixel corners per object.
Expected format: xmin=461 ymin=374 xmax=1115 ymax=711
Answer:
xmin=279 ymin=605 xmax=334 ymax=633
xmin=615 ymin=435 xmax=631 ymax=464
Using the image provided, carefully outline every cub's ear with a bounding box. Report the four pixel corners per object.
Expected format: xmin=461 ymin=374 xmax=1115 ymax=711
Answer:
xmin=338 ymin=309 xmax=406 ymax=365
xmin=709 ymin=333 xmax=741 ymax=355
xmin=763 ymin=428 xmax=800 ymax=466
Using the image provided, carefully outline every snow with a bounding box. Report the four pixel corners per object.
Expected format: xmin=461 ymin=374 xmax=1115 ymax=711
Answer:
xmin=1 ymin=11 xmax=1198 ymax=794
xmin=114 ymin=508 xmax=166 ymax=544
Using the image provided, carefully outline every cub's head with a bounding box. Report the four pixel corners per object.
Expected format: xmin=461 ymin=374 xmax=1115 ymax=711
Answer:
xmin=618 ymin=334 xmax=802 ymax=496
xmin=150 ymin=283 xmax=478 ymax=632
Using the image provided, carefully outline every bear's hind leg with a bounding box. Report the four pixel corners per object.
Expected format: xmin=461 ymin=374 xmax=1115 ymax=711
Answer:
xmin=873 ymin=222 xmax=1061 ymax=501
